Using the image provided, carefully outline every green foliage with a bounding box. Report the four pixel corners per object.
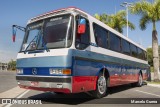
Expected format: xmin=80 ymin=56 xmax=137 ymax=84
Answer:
xmin=150 ymin=66 xmax=154 ymax=72
xmin=8 ymin=59 xmax=16 ymax=70
xmin=130 ymin=0 xmax=160 ymax=30
xmin=131 ymin=0 xmax=160 ymax=80
xmin=147 ymin=47 xmax=153 ymax=66
xmin=94 ymin=10 xmax=135 ymax=33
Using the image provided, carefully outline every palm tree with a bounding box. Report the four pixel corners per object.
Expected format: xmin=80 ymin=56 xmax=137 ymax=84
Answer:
xmin=95 ymin=10 xmax=135 ymax=33
xmin=130 ymin=0 xmax=160 ymax=81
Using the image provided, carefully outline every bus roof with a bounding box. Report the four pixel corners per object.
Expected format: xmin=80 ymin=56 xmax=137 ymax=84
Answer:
xmin=28 ymin=7 xmax=146 ymax=51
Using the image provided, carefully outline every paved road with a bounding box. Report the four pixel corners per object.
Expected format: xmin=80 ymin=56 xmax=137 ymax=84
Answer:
xmin=0 ymin=71 xmax=160 ymax=107
xmin=9 ymin=84 xmax=160 ymax=107
xmin=0 ymin=71 xmax=17 ymax=93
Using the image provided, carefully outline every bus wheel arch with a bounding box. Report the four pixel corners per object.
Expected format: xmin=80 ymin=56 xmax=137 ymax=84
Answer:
xmin=91 ymin=67 xmax=110 ymax=98
xmin=139 ymin=70 xmax=143 ymax=78
xmin=131 ymin=70 xmax=143 ymax=87
xmin=137 ymin=70 xmax=143 ymax=87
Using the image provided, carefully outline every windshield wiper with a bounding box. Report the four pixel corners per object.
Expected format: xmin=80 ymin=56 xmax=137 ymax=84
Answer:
xmin=24 ymin=35 xmax=38 ymax=54
xmin=24 ymin=30 xmax=50 ymax=53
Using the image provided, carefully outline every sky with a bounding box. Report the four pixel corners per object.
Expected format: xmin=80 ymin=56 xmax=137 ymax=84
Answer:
xmin=0 ymin=0 xmax=159 ymax=62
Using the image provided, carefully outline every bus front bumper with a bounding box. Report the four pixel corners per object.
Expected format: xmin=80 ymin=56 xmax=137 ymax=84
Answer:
xmin=16 ymin=75 xmax=72 ymax=93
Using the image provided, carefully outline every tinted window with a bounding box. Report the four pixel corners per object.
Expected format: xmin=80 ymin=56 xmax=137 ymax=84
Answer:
xmin=143 ymin=51 xmax=147 ymax=60
xmin=44 ymin=15 xmax=72 ymax=48
xmin=138 ymin=48 xmax=144 ymax=59
xmin=122 ymin=39 xmax=130 ymax=55
xmin=93 ymin=24 xmax=108 ymax=48
xmin=130 ymin=44 xmax=138 ymax=57
xmin=75 ymin=17 xmax=90 ymax=50
xmin=109 ymin=33 xmax=121 ymax=52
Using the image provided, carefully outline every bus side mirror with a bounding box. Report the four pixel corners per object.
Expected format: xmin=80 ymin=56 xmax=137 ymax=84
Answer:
xmin=12 ymin=25 xmax=26 ymax=42
xmin=12 ymin=25 xmax=16 ymax=42
xmin=77 ymin=19 xmax=86 ymax=34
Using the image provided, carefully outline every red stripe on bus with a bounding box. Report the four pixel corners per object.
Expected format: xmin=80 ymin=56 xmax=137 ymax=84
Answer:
xmin=72 ymin=76 xmax=97 ymax=93
xmin=19 ymin=85 xmax=71 ymax=93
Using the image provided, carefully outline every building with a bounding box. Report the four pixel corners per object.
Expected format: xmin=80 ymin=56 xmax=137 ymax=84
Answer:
xmin=0 ymin=62 xmax=8 ymax=71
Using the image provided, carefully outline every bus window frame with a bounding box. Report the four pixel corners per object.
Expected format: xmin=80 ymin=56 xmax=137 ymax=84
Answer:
xmin=93 ymin=22 xmax=109 ymax=49
xmin=75 ymin=15 xmax=91 ymax=50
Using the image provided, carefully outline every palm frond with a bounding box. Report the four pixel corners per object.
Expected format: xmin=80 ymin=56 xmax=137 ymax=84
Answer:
xmin=95 ymin=10 xmax=135 ymax=33
xmin=128 ymin=21 xmax=135 ymax=30
xmin=154 ymin=0 xmax=160 ymax=20
xmin=94 ymin=13 xmax=101 ymax=20
xmin=139 ymin=14 xmax=151 ymax=30
xmin=130 ymin=0 xmax=153 ymax=16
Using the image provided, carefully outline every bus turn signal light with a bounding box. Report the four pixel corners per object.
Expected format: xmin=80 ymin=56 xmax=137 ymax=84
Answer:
xmin=63 ymin=69 xmax=71 ymax=75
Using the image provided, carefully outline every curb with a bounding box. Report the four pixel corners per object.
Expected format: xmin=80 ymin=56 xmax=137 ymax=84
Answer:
xmin=147 ymin=83 xmax=160 ymax=88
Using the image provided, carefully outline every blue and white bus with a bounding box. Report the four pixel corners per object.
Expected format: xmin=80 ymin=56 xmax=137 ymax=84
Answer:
xmin=14 ymin=7 xmax=149 ymax=98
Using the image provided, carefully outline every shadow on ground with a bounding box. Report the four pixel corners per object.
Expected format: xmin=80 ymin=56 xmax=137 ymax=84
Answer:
xmin=28 ymin=82 xmax=147 ymax=105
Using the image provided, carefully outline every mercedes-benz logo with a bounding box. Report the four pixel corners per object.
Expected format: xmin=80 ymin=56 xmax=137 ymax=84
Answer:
xmin=32 ymin=68 xmax=37 ymax=75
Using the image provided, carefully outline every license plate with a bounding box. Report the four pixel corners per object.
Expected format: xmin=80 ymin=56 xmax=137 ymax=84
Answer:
xmin=30 ymin=81 xmax=39 ymax=86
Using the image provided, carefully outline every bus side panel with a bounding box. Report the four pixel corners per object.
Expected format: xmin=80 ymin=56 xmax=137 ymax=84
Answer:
xmin=71 ymin=58 xmax=121 ymax=93
xmin=72 ymin=59 xmax=98 ymax=93
xmin=71 ymin=50 xmax=149 ymax=93
xmin=72 ymin=76 xmax=97 ymax=93
xmin=142 ymin=68 xmax=149 ymax=80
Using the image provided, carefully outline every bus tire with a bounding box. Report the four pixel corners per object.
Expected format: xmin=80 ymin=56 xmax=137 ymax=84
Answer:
xmin=131 ymin=73 xmax=143 ymax=87
xmin=91 ymin=73 xmax=107 ymax=98
xmin=136 ymin=73 xmax=143 ymax=87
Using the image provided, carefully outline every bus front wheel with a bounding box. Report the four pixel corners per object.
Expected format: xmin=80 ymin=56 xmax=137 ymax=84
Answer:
xmin=91 ymin=73 xmax=107 ymax=98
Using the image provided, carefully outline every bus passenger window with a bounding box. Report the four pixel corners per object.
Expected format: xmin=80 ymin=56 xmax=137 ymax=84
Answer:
xmin=122 ymin=39 xmax=130 ymax=55
xmin=138 ymin=48 xmax=143 ymax=59
xmin=93 ymin=24 xmax=108 ymax=49
xmin=75 ymin=17 xmax=90 ymax=50
xmin=130 ymin=44 xmax=138 ymax=57
xmin=143 ymin=51 xmax=147 ymax=60
xmin=109 ymin=33 xmax=121 ymax=52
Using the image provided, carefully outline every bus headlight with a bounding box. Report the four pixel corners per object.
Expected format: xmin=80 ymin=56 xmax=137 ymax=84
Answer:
xmin=49 ymin=69 xmax=71 ymax=75
xmin=16 ymin=69 xmax=23 ymax=74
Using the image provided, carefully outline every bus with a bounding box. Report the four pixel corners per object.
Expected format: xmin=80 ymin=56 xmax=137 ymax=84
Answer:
xmin=14 ymin=7 xmax=149 ymax=98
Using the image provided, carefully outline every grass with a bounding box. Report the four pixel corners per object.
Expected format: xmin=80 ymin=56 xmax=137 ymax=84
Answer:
xmin=150 ymin=66 xmax=154 ymax=72
xmin=147 ymin=81 xmax=160 ymax=84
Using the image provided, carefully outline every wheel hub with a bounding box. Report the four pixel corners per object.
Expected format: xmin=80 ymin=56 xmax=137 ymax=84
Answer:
xmin=98 ymin=76 xmax=106 ymax=94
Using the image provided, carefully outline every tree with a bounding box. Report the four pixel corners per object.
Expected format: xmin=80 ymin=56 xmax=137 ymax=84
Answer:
xmin=95 ymin=10 xmax=135 ymax=33
xmin=147 ymin=46 xmax=160 ymax=67
xmin=8 ymin=59 xmax=16 ymax=70
xmin=147 ymin=47 xmax=153 ymax=66
xmin=130 ymin=0 xmax=160 ymax=81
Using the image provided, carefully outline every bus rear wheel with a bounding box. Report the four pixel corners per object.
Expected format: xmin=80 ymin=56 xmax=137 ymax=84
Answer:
xmin=131 ymin=73 xmax=143 ymax=87
xmin=91 ymin=73 xmax=107 ymax=98
xmin=137 ymin=73 xmax=143 ymax=87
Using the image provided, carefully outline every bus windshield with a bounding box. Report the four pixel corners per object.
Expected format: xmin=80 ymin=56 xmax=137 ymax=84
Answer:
xmin=21 ymin=14 xmax=73 ymax=52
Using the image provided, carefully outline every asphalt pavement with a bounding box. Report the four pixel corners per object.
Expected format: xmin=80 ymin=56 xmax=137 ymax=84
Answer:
xmin=9 ymin=84 xmax=160 ymax=107
xmin=0 ymin=70 xmax=160 ymax=107
xmin=0 ymin=71 xmax=17 ymax=93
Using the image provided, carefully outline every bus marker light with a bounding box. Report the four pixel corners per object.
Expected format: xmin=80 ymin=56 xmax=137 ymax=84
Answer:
xmin=63 ymin=69 xmax=71 ymax=75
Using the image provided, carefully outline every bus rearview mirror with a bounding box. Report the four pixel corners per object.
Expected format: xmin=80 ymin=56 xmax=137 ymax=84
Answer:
xmin=78 ymin=19 xmax=86 ymax=34
xmin=12 ymin=25 xmax=26 ymax=42
xmin=12 ymin=25 xmax=16 ymax=42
